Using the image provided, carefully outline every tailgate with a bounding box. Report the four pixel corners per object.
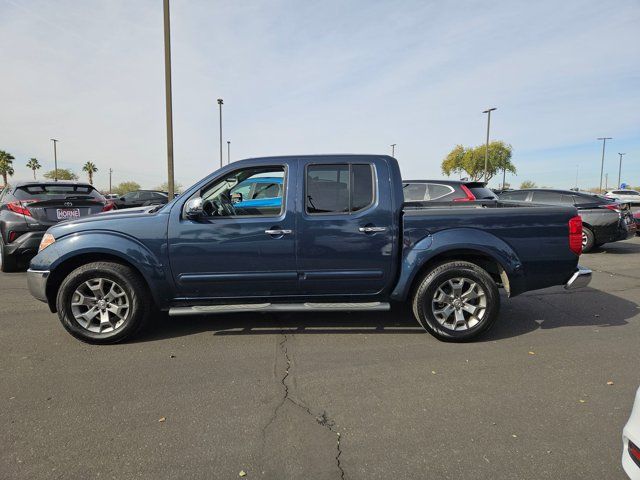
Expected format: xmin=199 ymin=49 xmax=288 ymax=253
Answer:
xmin=26 ymin=199 xmax=105 ymax=225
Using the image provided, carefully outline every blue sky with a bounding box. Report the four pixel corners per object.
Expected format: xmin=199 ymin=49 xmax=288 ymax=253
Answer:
xmin=1 ymin=0 xmax=639 ymax=190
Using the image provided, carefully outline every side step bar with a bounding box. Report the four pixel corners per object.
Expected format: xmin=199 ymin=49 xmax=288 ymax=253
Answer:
xmin=169 ymin=302 xmax=390 ymax=316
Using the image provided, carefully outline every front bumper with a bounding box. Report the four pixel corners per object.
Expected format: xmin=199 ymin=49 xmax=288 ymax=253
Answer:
xmin=27 ymin=268 xmax=50 ymax=303
xmin=564 ymin=266 xmax=592 ymax=290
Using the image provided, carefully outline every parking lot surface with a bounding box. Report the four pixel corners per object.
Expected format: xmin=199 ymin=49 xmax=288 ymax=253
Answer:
xmin=1 ymin=237 xmax=639 ymax=480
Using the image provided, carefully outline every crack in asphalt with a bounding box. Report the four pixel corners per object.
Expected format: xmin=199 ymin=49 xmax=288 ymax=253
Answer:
xmin=262 ymin=332 xmax=346 ymax=479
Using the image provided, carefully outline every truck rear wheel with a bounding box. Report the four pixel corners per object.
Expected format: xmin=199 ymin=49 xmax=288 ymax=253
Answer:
xmin=412 ymin=261 xmax=500 ymax=342
xmin=55 ymin=261 xmax=151 ymax=344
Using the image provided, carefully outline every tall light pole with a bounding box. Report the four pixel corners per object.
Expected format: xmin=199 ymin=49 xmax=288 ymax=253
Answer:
xmin=390 ymin=144 xmax=396 ymax=157
xmin=617 ymin=152 xmax=626 ymax=188
xmin=227 ymin=140 xmax=231 ymax=164
xmin=109 ymin=168 xmax=113 ymax=194
xmin=163 ymin=0 xmax=175 ymax=201
xmin=50 ymin=138 xmax=59 ymax=181
xmin=217 ymin=98 xmax=224 ymax=168
xmin=482 ymin=107 xmax=497 ymax=184
xmin=597 ymin=137 xmax=612 ymax=193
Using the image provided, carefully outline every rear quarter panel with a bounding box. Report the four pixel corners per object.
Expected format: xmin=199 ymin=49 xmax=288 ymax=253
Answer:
xmin=394 ymin=204 xmax=579 ymax=299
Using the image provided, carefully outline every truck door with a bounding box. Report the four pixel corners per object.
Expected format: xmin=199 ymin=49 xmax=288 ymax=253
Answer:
xmin=168 ymin=161 xmax=298 ymax=299
xmin=296 ymin=157 xmax=395 ymax=296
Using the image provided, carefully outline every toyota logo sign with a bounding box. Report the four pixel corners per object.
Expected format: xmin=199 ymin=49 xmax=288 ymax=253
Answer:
xmin=64 ymin=202 xmax=73 ymax=207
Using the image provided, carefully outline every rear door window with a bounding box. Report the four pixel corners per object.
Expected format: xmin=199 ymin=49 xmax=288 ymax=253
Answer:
xmin=306 ymin=164 xmax=375 ymax=214
xmin=428 ymin=184 xmax=454 ymax=200
xmin=403 ymin=183 xmax=427 ymax=201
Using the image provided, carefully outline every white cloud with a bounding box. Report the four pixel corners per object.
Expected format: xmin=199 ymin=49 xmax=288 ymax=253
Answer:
xmin=1 ymin=0 xmax=638 ymax=189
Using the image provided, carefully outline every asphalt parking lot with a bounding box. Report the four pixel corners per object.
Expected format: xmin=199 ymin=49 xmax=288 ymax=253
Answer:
xmin=1 ymin=237 xmax=639 ymax=480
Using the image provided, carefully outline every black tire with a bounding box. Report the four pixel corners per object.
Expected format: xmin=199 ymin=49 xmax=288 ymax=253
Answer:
xmin=0 ymin=237 xmax=21 ymax=273
xmin=56 ymin=261 xmax=151 ymax=344
xmin=412 ymin=261 xmax=500 ymax=342
xmin=581 ymin=227 xmax=595 ymax=253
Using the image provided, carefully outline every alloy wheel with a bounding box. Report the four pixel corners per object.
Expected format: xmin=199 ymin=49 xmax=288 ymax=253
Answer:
xmin=431 ymin=277 xmax=487 ymax=331
xmin=70 ymin=277 xmax=130 ymax=333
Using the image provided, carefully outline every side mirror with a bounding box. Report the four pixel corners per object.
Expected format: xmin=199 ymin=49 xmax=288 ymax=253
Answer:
xmin=120 ymin=197 xmax=126 ymax=201
xmin=185 ymin=197 xmax=204 ymax=218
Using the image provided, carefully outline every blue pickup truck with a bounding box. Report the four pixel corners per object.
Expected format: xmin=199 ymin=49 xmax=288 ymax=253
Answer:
xmin=27 ymin=155 xmax=591 ymax=344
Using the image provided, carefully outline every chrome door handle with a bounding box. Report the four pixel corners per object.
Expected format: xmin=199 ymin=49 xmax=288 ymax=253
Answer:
xmin=359 ymin=226 xmax=387 ymax=233
xmin=265 ymin=229 xmax=293 ymax=235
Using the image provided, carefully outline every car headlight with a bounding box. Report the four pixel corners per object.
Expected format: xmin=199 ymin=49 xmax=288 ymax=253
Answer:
xmin=39 ymin=233 xmax=56 ymax=252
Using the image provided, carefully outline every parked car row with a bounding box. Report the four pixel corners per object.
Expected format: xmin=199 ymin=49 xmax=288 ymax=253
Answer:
xmin=498 ymin=188 xmax=636 ymax=252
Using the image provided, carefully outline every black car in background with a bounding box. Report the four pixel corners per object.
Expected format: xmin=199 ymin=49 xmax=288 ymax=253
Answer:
xmin=113 ymin=190 xmax=168 ymax=209
xmin=403 ymin=180 xmax=497 ymax=202
xmin=499 ymin=189 xmax=636 ymax=252
xmin=0 ymin=181 xmax=114 ymax=271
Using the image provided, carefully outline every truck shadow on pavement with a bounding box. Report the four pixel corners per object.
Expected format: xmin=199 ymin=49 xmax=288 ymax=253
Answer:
xmin=137 ymin=287 xmax=637 ymax=343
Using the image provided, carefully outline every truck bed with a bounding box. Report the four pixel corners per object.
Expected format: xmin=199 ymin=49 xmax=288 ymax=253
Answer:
xmin=400 ymin=200 xmax=580 ymax=295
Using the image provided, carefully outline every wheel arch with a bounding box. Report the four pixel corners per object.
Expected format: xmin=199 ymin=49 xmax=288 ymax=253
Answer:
xmin=390 ymin=228 xmax=525 ymax=302
xmin=45 ymin=253 xmax=154 ymax=313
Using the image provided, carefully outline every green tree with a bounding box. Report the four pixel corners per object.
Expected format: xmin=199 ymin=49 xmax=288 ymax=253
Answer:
xmin=26 ymin=158 xmax=42 ymax=180
xmin=82 ymin=162 xmax=98 ymax=185
xmin=441 ymin=141 xmax=516 ymax=182
xmin=43 ymin=168 xmax=78 ymax=180
xmin=113 ymin=181 xmax=141 ymax=196
xmin=155 ymin=181 xmax=183 ymax=194
xmin=0 ymin=150 xmax=15 ymax=186
xmin=520 ymin=180 xmax=537 ymax=189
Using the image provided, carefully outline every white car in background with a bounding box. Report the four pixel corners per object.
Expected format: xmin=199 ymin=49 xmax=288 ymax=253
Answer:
xmin=606 ymin=189 xmax=640 ymax=205
xmin=623 ymin=387 xmax=640 ymax=479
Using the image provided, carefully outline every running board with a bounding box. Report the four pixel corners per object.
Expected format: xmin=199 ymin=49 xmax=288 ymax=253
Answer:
xmin=169 ymin=302 xmax=390 ymax=316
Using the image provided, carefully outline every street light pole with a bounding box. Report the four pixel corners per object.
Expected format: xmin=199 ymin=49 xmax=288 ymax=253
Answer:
xmin=597 ymin=137 xmax=612 ymax=193
xmin=217 ymin=98 xmax=224 ymax=168
xmin=163 ymin=0 xmax=175 ymax=201
xmin=617 ymin=152 xmax=626 ymax=188
xmin=227 ymin=141 xmax=231 ymax=164
xmin=109 ymin=168 xmax=113 ymax=194
xmin=50 ymin=138 xmax=59 ymax=181
xmin=390 ymin=144 xmax=396 ymax=157
xmin=482 ymin=107 xmax=496 ymax=185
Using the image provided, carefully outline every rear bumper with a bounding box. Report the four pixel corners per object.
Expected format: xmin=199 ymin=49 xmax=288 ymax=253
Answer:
xmin=27 ymin=268 xmax=50 ymax=303
xmin=4 ymin=231 xmax=45 ymax=256
xmin=564 ymin=266 xmax=592 ymax=290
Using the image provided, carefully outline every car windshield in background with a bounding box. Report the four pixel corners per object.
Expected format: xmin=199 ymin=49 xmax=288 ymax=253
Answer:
xmin=14 ymin=184 xmax=102 ymax=201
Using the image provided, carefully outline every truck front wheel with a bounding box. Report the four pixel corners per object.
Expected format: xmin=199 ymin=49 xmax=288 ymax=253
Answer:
xmin=412 ymin=261 xmax=500 ymax=342
xmin=55 ymin=261 xmax=151 ymax=344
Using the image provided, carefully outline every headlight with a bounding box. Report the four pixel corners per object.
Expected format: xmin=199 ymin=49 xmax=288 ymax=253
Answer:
xmin=39 ymin=233 xmax=56 ymax=252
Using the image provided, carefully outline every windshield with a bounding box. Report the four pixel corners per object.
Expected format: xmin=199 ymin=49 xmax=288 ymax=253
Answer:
xmin=14 ymin=184 xmax=103 ymax=201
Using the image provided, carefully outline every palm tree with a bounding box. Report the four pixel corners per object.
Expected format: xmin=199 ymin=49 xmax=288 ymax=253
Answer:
xmin=0 ymin=150 xmax=15 ymax=186
xmin=26 ymin=158 xmax=42 ymax=180
xmin=82 ymin=162 xmax=98 ymax=185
